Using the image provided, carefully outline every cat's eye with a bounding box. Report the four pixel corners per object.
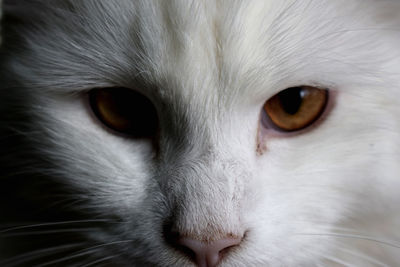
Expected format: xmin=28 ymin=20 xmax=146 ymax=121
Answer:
xmin=263 ymin=86 xmax=328 ymax=132
xmin=89 ymin=87 xmax=158 ymax=137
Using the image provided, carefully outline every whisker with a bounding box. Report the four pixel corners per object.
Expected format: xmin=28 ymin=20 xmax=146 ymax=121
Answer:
xmin=0 ymin=243 xmax=87 ymax=267
xmin=1 ymin=228 xmax=98 ymax=237
xmin=34 ymin=248 xmax=103 ymax=267
xmin=0 ymin=219 xmax=112 ymax=233
xmin=34 ymin=240 xmax=133 ymax=267
xmin=337 ymin=247 xmax=388 ymax=267
xmin=81 ymin=254 xmax=121 ymax=267
xmin=296 ymin=232 xmax=400 ymax=249
xmin=321 ymin=256 xmax=351 ymax=266
xmin=312 ymin=250 xmax=351 ymax=266
xmin=78 ymin=240 xmax=134 ymax=251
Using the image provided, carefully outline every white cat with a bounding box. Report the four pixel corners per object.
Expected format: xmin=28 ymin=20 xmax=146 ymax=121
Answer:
xmin=1 ymin=0 xmax=400 ymax=266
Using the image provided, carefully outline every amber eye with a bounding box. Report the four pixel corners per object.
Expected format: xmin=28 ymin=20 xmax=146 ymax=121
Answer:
xmin=89 ymin=87 xmax=158 ymax=137
xmin=263 ymin=86 xmax=329 ymax=132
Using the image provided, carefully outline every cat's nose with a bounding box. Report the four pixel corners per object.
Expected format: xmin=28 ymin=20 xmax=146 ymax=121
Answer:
xmin=176 ymin=235 xmax=242 ymax=267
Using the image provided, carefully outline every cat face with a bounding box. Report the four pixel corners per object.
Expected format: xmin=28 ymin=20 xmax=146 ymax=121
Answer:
xmin=1 ymin=0 xmax=400 ymax=266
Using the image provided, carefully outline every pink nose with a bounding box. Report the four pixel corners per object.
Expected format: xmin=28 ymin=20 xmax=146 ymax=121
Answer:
xmin=177 ymin=236 xmax=242 ymax=267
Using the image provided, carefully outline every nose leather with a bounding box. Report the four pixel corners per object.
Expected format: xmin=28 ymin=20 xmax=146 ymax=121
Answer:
xmin=177 ymin=236 xmax=242 ymax=267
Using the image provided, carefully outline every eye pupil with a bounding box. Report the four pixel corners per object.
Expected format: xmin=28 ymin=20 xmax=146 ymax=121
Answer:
xmin=278 ymin=87 xmax=303 ymax=115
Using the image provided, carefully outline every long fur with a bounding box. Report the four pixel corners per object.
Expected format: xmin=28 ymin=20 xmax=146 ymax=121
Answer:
xmin=1 ymin=0 xmax=400 ymax=266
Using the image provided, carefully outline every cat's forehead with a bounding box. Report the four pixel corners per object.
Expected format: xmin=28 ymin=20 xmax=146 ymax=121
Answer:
xmin=3 ymin=0 xmax=400 ymax=103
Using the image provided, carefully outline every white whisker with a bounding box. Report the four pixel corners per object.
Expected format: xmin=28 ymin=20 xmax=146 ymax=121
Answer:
xmin=81 ymin=254 xmax=121 ymax=267
xmin=0 ymin=219 xmax=111 ymax=234
xmin=0 ymin=243 xmax=86 ymax=267
xmin=296 ymin=232 xmax=400 ymax=249
xmin=1 ymin=228 xmax=98 ymax=237
xmin=337 ymin=247 xmax=389 ymax=267
xmin=312 ymin=250 xmax=353 ymax=267
xmin=34 ymin=240 xmax=133 ymax=267
xmin=34 ymin=248 xmax=102 ymax=267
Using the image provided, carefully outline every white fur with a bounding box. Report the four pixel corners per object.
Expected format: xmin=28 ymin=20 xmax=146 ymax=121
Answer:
xmin=1 ymin=0 xmax=400 ymax=266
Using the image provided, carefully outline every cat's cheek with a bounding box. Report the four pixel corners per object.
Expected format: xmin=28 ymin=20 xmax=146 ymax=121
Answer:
xmin=35 ymin=95 xmax=153 ymax=213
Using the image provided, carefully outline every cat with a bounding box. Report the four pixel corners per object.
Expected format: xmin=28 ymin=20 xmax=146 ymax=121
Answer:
xmin=1 ymin=0 xmax=400 ymax=266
